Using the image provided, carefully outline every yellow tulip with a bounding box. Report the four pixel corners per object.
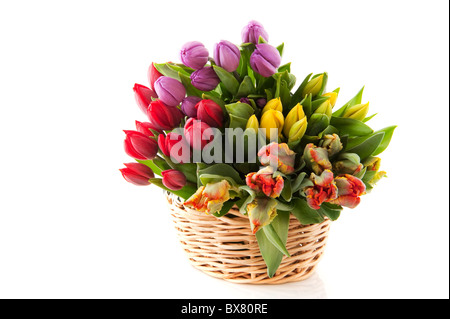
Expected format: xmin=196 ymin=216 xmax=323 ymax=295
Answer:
xmin=303 ymin=74 xmax=324 ymax=98
xmin=261 ymin=97 xmax=282 ymax=114
xmin=245 ymin=114 xmax=259 ymax=133
xmin=314 ymin=100 xmax=333 ymax=118
xmin=322 ymin=91 xmax=338 ymax=107
xmin=288 ymin=117 xmax=308 ymax=143
xmin=260 ymin=109 xmax=284 ymax=139
xmin=283 ymin=103 xmax=305 ymax=136
xmin=343 ymin=102 xmax=370 ymax=121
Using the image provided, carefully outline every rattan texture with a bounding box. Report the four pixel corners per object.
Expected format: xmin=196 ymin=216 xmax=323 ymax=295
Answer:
xmin=166 ymin=192 xmax=331 ymax=284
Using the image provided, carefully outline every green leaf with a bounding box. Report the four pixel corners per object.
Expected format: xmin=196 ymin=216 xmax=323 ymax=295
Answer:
xmin=291 ymin=73 xmax=312 ymax=107
xmin=291 ymin=198 xmax=324 ymax=225
xmin=212 ymin=199 xmax=236 ymax=217
xmin=236 ymin=76 xmax=256 ymax=98
xmin=345 ymin=132 xmax=385 ymax=161
xmin=363 ymin=113 xmax=377 ymax=123
xmin=291 ymin=172 xmax=307 ymax=193
xmin=307 ymin=113 xmax=330 ymax=136
xmin=213 ymin=65 xmax=239 ymax=96
xmin=316 ymin=72 xmax=328 ymax=97
xmin=198 ymin=174 xmax=238 ymax=188
xmin=372 ymin=125 xmax=397 ymax=156
xmin=281 ymin=176 xmax=292 ymax=202
xmin=225 ymin=102 xmax=254 ymax=119
xmin=255 ymin=211 xmax=290 ymax=278
xmin=262 ymin=223 xmax=290 ymax=257
xmin=319 ymin=203 xmax=342 ymax=221
xmin=278 ymin=62 xmax=291 ymax=73
xmin=276 ymin=43 xmax=284 ymax=57
xmin=333 ymin=86 xmax=365 ymax=117
xmin=238 ymin=186 xmax=256 ymax=214
xmin=153 ymin=63 xmax=181 ymax=80
xmin=198 ymin=164 xmax=244 ymax=185
xmin=228 ymin=114 xmax=249 ymax=130
xmin=330 ymin=116 xmax=374 ymax=136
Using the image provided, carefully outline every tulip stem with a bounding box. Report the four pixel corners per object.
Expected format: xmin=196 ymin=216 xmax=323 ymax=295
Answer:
xmin=159 ymin=153 xmax=177 ymax=170
xmin=233 ymin=71 xmax=241 ymax=82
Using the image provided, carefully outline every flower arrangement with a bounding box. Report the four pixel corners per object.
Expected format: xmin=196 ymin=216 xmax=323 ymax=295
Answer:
xmin=120 ymin=21 xmax=396 ymax=278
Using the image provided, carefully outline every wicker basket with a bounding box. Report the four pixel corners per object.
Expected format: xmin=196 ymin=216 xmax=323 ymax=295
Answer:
xmin=166 ymin=192 xmax=331 ymax=284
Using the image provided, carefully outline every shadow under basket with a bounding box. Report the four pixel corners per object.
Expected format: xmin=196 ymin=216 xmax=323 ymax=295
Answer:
xmin=166 ymin=192 xmax=331 ymax=284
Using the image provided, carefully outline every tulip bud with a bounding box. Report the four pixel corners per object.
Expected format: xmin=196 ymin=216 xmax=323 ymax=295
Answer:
xmin=181 ymin=96 xmax=202 ymax=118
xmin=364 ymin=156 xmax=381 ymax=172
xmin=330 ymin=174 xmax=366 ymax=208
xmin=241 ymin=20 xmax=269 ymax=44
xmin=303 ymin=74 xmax=324 ymax=98
xmin=250 ymin=43 xmax=281 ymax=78
xmin=213 ymin=40 xmax=241 ymax=72
xmin=303 ymin=143 xmax=332 ymax=175
xmin=258 ymin=142 xmax=296 ymax=175
xmin=283 ymin=103 xmax=305 ymax=136
xmin=162 ymin=169 xmax=187 ymax=191
xmin=246 ymin=166 xmax=284 ymax=198
xmin=342 ymin=102 xmax=369 ymax=121
xmin=180 ymin=41 xmax=209 ymax=70
xmin=239 ymin=97 xmax=251 ymax=105
xmin=246 ymin=115 xmax=259 ymax=133
xmin=158 ymin=132 xmax=190 ymax=164
xmin=322 ymin=91 xmax=338 ymax=107
xmin=262 ymin=97 xmax=283 ymax=114
xmin=135 ymin=120 xmax=159 ymax=137
xmin=123 ymin=130 xmax=158 ymax=160
xmin=148 ymin=62 xmax=163 ymax=91
xmin=333 ymin=153 xmax=364 ymax=175
xmin=184 ymin=180 xmax=236 ymax=215
xmin=314 ymin=100 xmax=332 ymax=118
xmin=288 ymin=117 xmax=308 ymax=143
xmin=319 ymin=134 xmax=343 ymax=157
xmin=196 ymin=99 xmax=224 ymax=128
xmin=147 ymin=100 xmax=183 ymax=131
xmin=184 ymin=118 xmax=213 ymax=150
xmin=154 ymin=76 xmax=186 ymax=107
xmin=247 ymin=197 xmax=278 ymax=234
xmin=190 ymin=67 xmax=221 ymax=91
xmin=256 ymin=98 xmax=267 ymax=108
xmin=260 ymin=109 xmax=284 ymax=139
xmin=133 ymin=83 xmax=157 ymax=115
xmin=119 ymin=163 xmax=154 ymax=186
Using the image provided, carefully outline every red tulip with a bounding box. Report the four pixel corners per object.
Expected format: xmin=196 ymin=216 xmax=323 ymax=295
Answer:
xmin=162 ymin=169 xmax=187 ymax=191
xmin=133 ymin=83 xmax=157 ymax=115
xmin=148 ymin=62 xmax=163 ymax=91
xmin=123 ymin=130 xmax=158 ymax=160
xmin=184 ymin=118 xmax=214 ymax=150
xmin=147 ymin=99 xmax=183 ymax=131
xmin=135 ymin=120 xmax=161 ymax=137
xmin=196 ymin=99 xmax=224 ymax=128
xmin=158 ymin=132 xmax=191 ymax=163
xmin=119 ymin=163 xmax=154 ymax=186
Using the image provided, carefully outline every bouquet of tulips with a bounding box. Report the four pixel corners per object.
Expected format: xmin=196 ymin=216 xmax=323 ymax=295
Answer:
xmin=120 ymin=21 xmax=396 ymax=276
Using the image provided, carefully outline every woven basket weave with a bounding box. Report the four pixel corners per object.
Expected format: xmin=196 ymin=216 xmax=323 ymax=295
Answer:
xmin=166 ymin=192 xmax=331 ymax=284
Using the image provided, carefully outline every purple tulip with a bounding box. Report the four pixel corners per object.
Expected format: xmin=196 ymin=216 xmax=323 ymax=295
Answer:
xmin=213 ymin=40 xmax=241 ymax=72
xmin=154 ymin=76 xmax=186 ymax=107
xmin=190 ymin=67 xmax=220 ymax=91
xmin=250 ymin=43 xmax=281 ymax=77
xmin=180 ymin=41 xmax=209 ymax=70
xmin=241 ymin=20 xmax=269 ymax=44
xmin=181 ymin=96 xmax=202 ymax=118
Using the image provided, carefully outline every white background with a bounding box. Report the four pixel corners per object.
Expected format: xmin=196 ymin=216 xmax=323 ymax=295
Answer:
xmin=0 ymin=0 xmax=448 ymax=299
